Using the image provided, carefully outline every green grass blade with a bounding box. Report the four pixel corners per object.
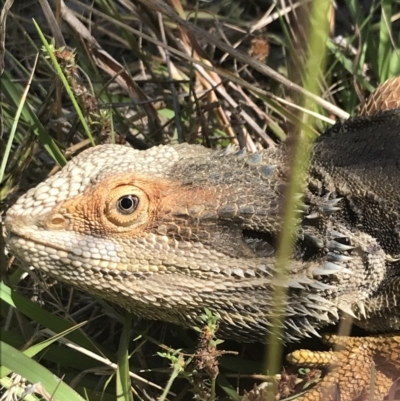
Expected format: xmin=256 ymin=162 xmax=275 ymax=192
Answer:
xmin=116 ymin=313 xmax=132 ymax=401
xmin=1 ymin=341 xmax=86 ymax=401
xmin=0 ymin=54 xmax=39 ymax=183
xmin=0 ymin=322 xmax=87 ymax=379
xmin=0 ymin=282 xmax=113 ymax=359
xmin=265 ymin=0 xmax=331 ymax=397
xmin=1 ymin=72 xmax=66 ymax=166
xmin=32 ymin=19 xmax=95 ymax=146
xmin=378 ymin=0 xmax=392 ymax=81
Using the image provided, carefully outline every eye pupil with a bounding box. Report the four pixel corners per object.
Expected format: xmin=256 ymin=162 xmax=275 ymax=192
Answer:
xmin=117 ymin=195 xmax=139 ymax=214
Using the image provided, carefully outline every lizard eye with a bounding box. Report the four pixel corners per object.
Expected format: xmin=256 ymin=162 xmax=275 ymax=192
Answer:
xmin=105 ymin=185 xmax=149 ymax=228
xmin=117 ymin=195 xmax=139 ymax=214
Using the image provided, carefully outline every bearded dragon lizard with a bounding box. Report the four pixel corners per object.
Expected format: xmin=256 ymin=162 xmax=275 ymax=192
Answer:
xmin=5 ymin=95 xmax=400 ymax=400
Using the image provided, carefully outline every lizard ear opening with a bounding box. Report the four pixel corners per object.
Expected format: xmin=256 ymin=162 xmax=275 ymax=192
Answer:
xmin=105 ymin=185 xmax=149 ymax=227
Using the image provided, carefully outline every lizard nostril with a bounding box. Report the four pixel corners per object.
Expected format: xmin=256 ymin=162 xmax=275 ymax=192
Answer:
xmin=47 ymin=214 xmax=66 ymax=229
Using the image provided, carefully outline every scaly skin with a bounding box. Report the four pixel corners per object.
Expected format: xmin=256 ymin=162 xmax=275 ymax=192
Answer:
xmin=288 ymin=335 xmax=400 ymax=401
xmin=5 ymin=108 xmax=400 ymax=399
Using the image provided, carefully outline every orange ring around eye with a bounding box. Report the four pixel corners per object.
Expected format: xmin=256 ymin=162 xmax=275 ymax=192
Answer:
xmin=105 ymin=185 xmax=149 ymax=227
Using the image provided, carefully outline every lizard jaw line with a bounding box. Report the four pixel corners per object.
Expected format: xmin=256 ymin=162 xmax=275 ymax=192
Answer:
xmin=6 ymin=232 xmax=132 ymax=272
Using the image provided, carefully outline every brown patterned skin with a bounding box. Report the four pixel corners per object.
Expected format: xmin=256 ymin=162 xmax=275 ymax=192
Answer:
xmin=5 ymin=82 xmax=400 ymax=399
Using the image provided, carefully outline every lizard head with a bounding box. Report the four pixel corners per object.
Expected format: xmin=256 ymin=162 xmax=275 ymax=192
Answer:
xmin=6 ymin=143 xmax=287 ymax=264
xmin=6 ymin=110 xmax=400 ymax=341
xmin=6 ymin=141 xmax=383 ymax=341
xmin=6 ymin=143 xmax=306 ymax=341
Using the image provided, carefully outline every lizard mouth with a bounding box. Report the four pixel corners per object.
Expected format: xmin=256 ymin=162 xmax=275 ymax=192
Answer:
xmin=7 ymin=231 xmax=69 ymax=254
